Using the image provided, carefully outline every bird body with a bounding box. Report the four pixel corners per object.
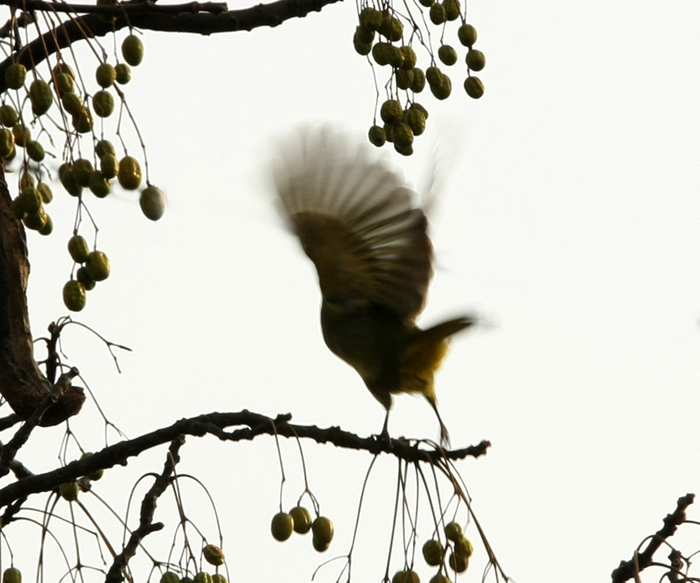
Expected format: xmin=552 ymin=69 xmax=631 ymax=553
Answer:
xmin=272 ymin=127 xmax=474 ymax=446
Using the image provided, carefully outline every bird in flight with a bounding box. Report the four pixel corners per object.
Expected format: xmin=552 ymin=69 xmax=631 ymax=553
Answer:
xmin=272 ymin=126 xmax=475 ymax=447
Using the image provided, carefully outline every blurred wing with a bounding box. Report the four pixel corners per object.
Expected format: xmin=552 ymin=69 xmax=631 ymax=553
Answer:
xmin=272 ymin=126 xmax=433 ymax=321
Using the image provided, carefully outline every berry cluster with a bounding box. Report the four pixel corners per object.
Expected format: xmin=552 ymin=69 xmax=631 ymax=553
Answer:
xmin=353 ymin=4 xmax=485 ymax=155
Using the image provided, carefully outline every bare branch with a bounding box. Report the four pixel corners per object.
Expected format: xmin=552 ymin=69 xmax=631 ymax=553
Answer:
xmin=105 ymin=435 xmax=184 ymax=582
xmin=611 ymin=493 xmax=695 ymax=583
xmin=0 ymin=410 xmax=490 ymax=509
xmin=0 ymin=0 xmax=342 ymax=92
xmin=0 ymin=367 xmax=81 ymax=478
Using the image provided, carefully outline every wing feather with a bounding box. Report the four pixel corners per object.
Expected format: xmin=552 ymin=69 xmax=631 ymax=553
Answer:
xmin=273 ymin=126 xmax=433 ymax=321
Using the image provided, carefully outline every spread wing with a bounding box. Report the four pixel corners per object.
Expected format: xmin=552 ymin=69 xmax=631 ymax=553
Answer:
xmin=272 ymin=126 xmax=433 ymax=322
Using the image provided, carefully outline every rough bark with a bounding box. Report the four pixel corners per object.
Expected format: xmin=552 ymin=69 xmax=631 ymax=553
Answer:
xmin=0 ymin=164 xmax=84 ymax=425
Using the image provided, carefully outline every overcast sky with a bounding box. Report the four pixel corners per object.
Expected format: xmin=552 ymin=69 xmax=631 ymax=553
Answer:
xmin=16 ymin=1 xmax=700 ymax=582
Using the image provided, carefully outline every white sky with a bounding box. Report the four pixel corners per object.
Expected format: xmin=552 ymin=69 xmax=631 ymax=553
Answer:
xmin=15 ymin=0 xmax=700 ymax=582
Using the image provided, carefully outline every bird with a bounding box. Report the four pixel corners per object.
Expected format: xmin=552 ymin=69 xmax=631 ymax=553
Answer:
xmin=271 ymin=126 xmax=475 ymax=447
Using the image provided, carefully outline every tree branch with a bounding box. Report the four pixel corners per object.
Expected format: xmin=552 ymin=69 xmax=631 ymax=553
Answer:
xmin=0 ymin=0 xmax=343 ymax=92
xmin=0 ymin=410 xmax=491 ymax=508
xmin=0 ymin=164 xmax=85 ymax=425
xmin=610 ymin=493 xmax=695 ymax=583
xmin=105 ymin=435 xmax=184 ymax=582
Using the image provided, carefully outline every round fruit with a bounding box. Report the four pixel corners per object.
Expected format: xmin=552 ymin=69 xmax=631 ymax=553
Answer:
xmin=122 ymin=34 xmax=144 ymax=66
xmin=117 ymin=155 xmax=142 ymax=190
xmin=211 ymin=576 xmax=228 ymax=583
xmin=289 ymin=506 xmax=312 ymax=534
xmin=115 ymin=63 xmax=131 ymax=84
xmin=466 ymin=49 xmax=485 ymax=71
xmin=422 ymin=539 xmax=444 ymax=566
xmin=406 ymin=108 xmax=426 ymax=135
xmin=59 ymin=163 xmax=82 ymax=197
xmin=140 ymin=184 xmax=167 ymax=221
xmin=429 ymin=575 xmax=450 ymax=583
xmin=39 ymin=211 xmax=53 ymax=235
xmin=29 ymin=79 xmax=53 ymax=115
xmin=95 ymin=63 xmax=116 ymax=88
xmin=399 ymin=46 xmax=417 ymax=70
xmin=12 ymin=124 xmax=29 ymax=147
xmin=379 ymin=16 xmax=403 ymax=42
xmin=429 ymin=3 xmax=445 ymax=25
xmin=396 ymin=69 xmax=414 ymax=90
xmin=444 ymin=521 xmax=462 ymax=542
xmin=311 ymin=516 xmax=333 ymax=545
xmin=95 ymin=139 xmax=115 ymax=157
xmin=89 ymin=171 xmax=111 ymax=198
xmin=392 ymin=571 xmax=420 ymax=583
xmin=3 ymin=567 xmax=22 ymax=583
xmin=372 ymin=42 xmax=393 ymax=66
xmin=100 ymin=153 xmax=119 ymax=179
xmin=312 ymin=537 xmax=330 ymax=552
xmin=438 ymin=45 xmax=458 ymax=66
xmin=359 ymin=7 xmax=383 ymax=31
xmin=0 ymin=129 xmax=13 ymax=158
xmin=26 ymin=140 xmax=45 ymax=162
xmin=193 ymin=573 xmax=212 ymax=583
xmin=386 ymin=46 xmax=405 ymax=68
xmin=37 ymin=182 xmax=53 ymax=203
xmin=448 ymin=551 xmax=468 ymax=573
xmin=5 ymin=63 xmax=26 ymax=89
xmin=73 ymin=158 xmax=94 ymax=187
xmin=457 ymin=24 xmax=477 ymax=47
xmin=392 ymin=122 xmax=413 ymax=149
xmin=54 ymin=72 xmax=75 ymax=96
xmin=383 ymin=123 xmax=394 ymax=142
xmin=368 ymin=125 xmax=386 ymax=147
xmin=59 ymin=481 xmax=80 ymax=500
xmin=23 ymin=208 xmax=47 ymax=231
xmin=61 ymin=92 xmax=83 ymax=116
xmin=19 ymin=171 xmax=34 ymax=190
xmin=418 ymin=0 xmax=433 ymax=6
xmin=160 ymin=573 xmax=180 ymax=583
xmin=355 ymin=24 xmax=374 ymax=45
xmin=86 ymin=250 xmax=110 ymax=281
xmin=72 ymin=107 xmax=94 ymax=133
xmin=454 ymin=536 xmax=473 ymax=558
xmin=92 ymin=90 xmax=114 ymax=117
xmin=63 ymin=281 xmax=86 ymax=312
xmin=0 ymin=104 xmax=18 ymax=127
xmin=20 ymin=187 xmax=41 ymax=214
xmin=425 ymin=66 xmax=443 ymax=87
xmin=463 ymin=76 xmax=484 ymax=99
xmin=442 ymin=0 xmax=460 ymax=21
xmin=394 ymin=142 xmax=413 ymax=156
xmin=271 ymin=512 xmax=294 ymax=541
xmin=380 ymin=99 xmax=403 ymax=124
xmin=76 ymin=266 xmax=96 ymax=291
xmin=353 ymin=35 xmax=372 ymax=56
xmin=430 ymin=74 xmax=451 ymax=99
xmin=53 ymin=62 xmax=75 ymax=79
xmin=203 ymin=543 xmax=225 ymax=566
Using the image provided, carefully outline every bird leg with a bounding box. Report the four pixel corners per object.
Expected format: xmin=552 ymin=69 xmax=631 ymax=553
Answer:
xmin=429 ymin=400 xmax=451 ymax=448
xmin=379 ymin=409 xmax=392 ymax=446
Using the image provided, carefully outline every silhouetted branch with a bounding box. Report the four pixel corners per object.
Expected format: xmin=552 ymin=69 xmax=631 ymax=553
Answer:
xmin=0 ymin=0 xmax=342 ymax=92
xmin=0 ymin=170 xmax=85 ymax=425
xmin=106 ymin=435 xmax=184 ymax=582
xmin=0 ymin=410 xmax=490 ymax=509
xmin=611 ymin=493 xmax=695 ymax=583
